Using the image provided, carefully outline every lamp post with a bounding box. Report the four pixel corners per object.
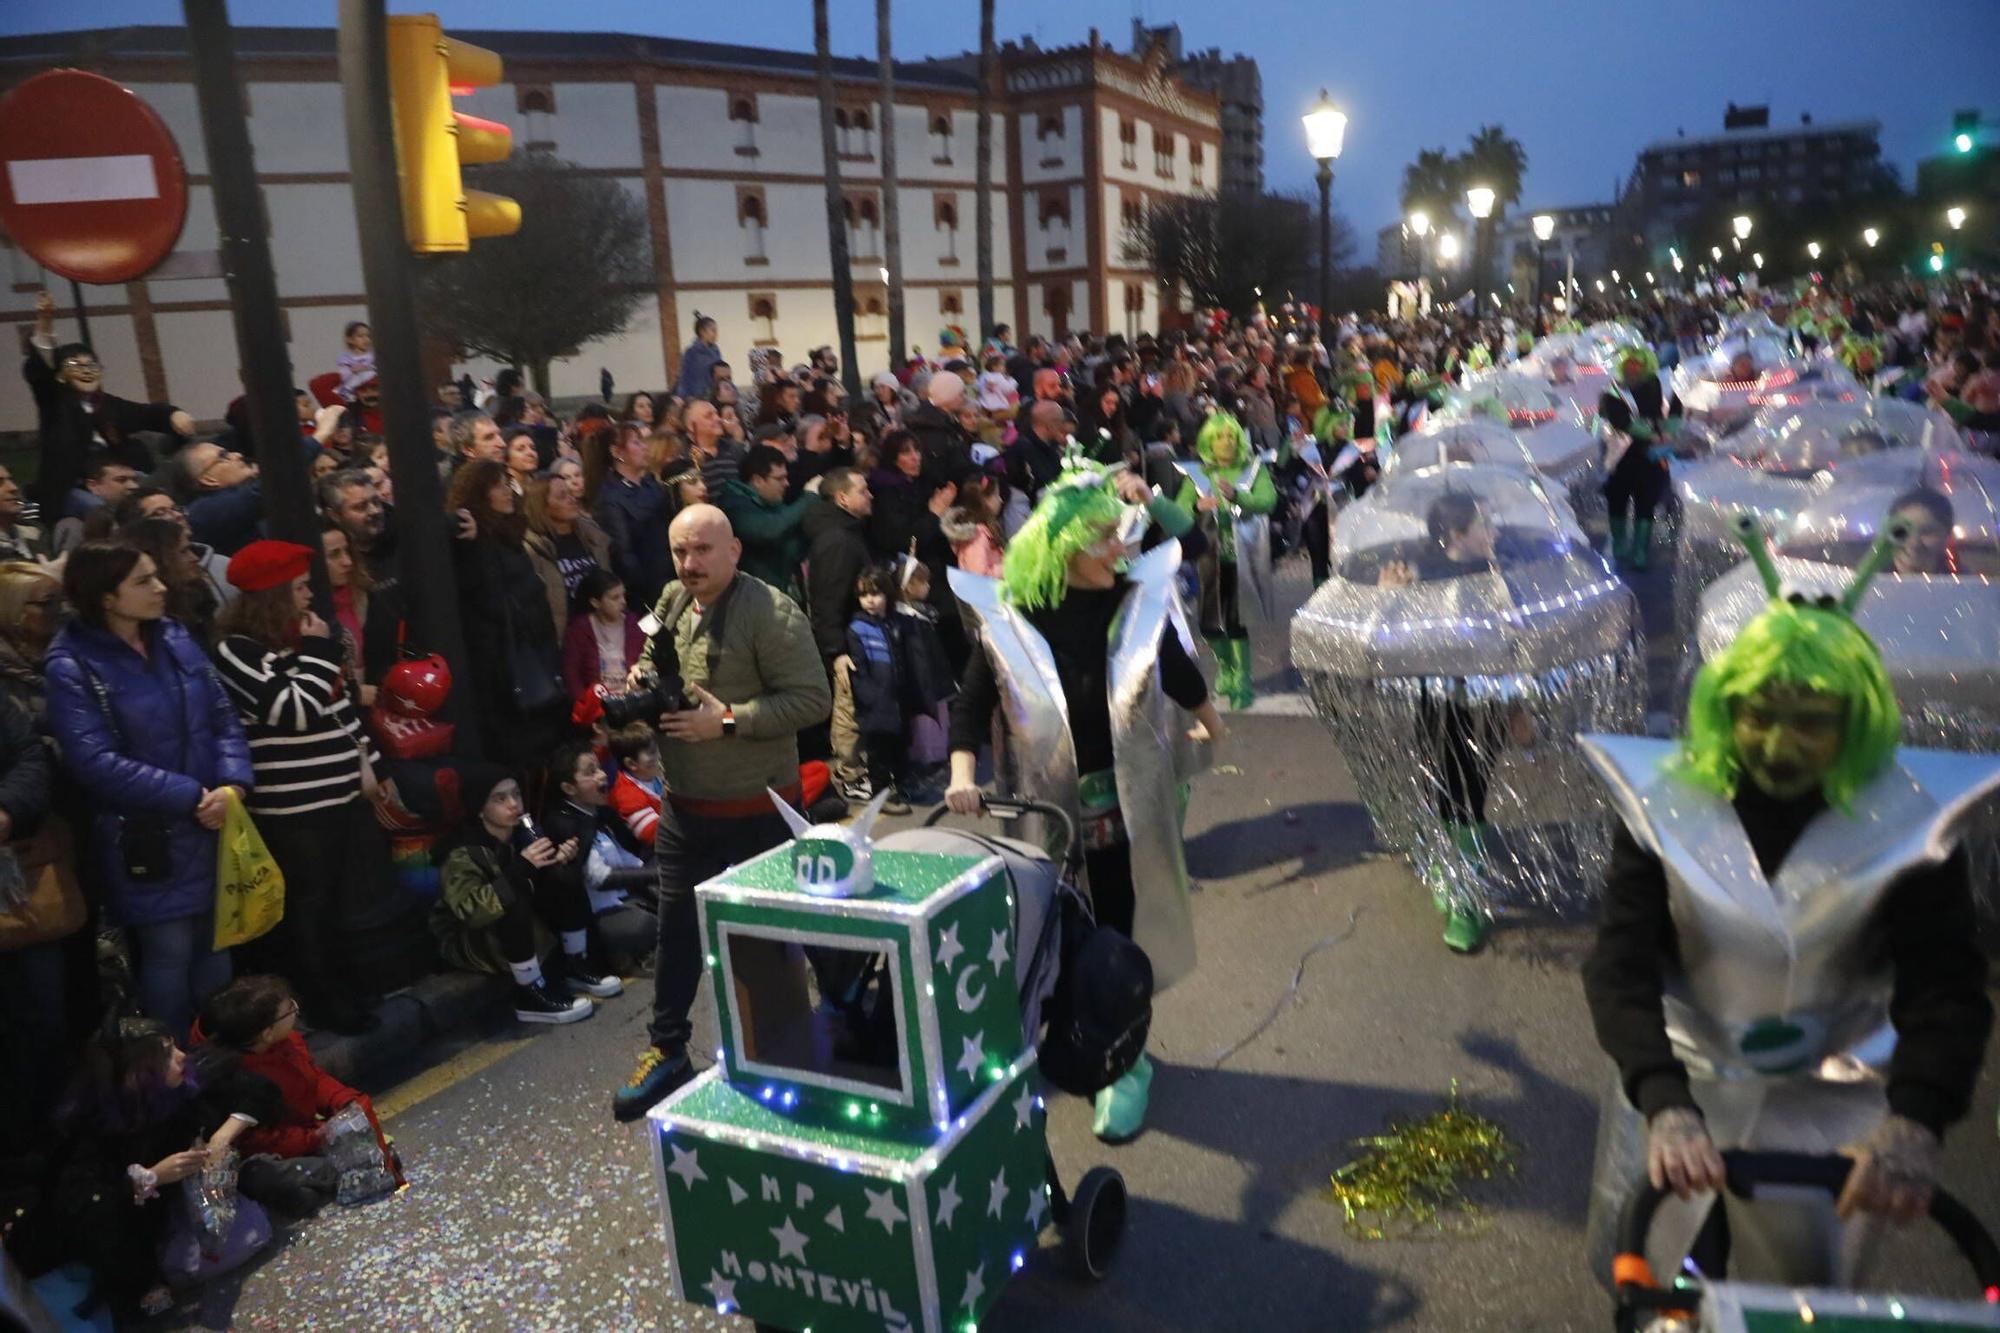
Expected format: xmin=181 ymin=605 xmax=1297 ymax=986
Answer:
xmin=1711 ymin=245 xmax=1723 ymax=263
xmin=1437 ymin=232 xmax=1460 ymax=268
xmin=1302 ymin=90 xmax=1347 ymax=343
xmin=1531 ymin=212 xmax=1554 ymax=315
xmin=1946 ymin=206 xmax=1966 ymax=231
xmin=1408 ymin=209 xmax=1430 ymax=305
xmin=1465 ymin=184 xmax=1496 ymax=300
xmin=1807 ymin=241 xmax=1821 ymax=261
xmin=1863 ymin=226 xmax=1880 ymax=248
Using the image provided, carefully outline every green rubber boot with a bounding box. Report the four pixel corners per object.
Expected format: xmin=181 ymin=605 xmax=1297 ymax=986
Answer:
xmin=1228 ymin=638 xmax=1255 ymax=710
xmin=1207 ymin=637 xmax=1238 ymax=709
xmin=1435 ymin=822 xmax=1491 ymax=954
xmin=1092 ymin=1052 xmax=1154 ymax=1144
xmin=1442 ymin=904 xmax=1490 ymax=954
xmin=1608 ymin=515 xmax=1631 ymax=565
xmin=1629 ymin=518 xmax=1654 ymax=571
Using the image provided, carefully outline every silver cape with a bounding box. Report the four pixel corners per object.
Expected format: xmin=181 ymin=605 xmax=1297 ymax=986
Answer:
xmin=1174 ymin=456 xmax=1276 ymax=622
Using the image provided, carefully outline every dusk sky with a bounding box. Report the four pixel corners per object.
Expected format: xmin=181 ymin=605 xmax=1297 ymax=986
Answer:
xmin=6 ymin=0 xmax=1997 ymax=240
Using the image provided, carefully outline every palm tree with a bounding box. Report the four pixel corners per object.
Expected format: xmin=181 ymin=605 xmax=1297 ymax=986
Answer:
xmin=974 ymin=0 xmax=995 ymax=345
xmin=1458 ymin=125 xmax=1527 ymax=298
xmin=877 ymin=0 xmax=905 ymax=368
xmin=814 ymin=0 xmax=860 ymax=397
xmin=1399 ymin=147 xmax=1461 ymax=231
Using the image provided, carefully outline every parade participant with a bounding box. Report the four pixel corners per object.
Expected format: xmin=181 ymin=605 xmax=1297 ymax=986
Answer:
xmin=1580 ymin=522 xmax=1994 ymax=1286
xmin=947 ymin=464 xmax=1225 ymax=1143
xmin=1598 ymin=344 xmax=1678 ymax=570
xmin=1176 ymin=413 xmax=1277 ymax=709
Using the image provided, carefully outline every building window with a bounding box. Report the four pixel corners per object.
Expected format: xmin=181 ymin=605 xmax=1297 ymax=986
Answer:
xmin=1190 ymin=139 xmax=1204 ymax=187
xmin=1037 ymin=111 xmax=1064 ymax=141
xmin=748 ymin=292 xmax=778 ymax=344
xmin=737 ymin=188 xmax=768 ymax=264
xmin=935 ymin=194 xmax=961 ymax=264
xmin=850 ymin=108 xmax=874 ymax=158
xmin=1681 ymin=169 xmax=1701 ymax=188
xmin=730 ymin=94 xmax=759 ymax=156
xmin=940 ymin=289 xmax=963 ymax=316
xmin=857 ymin=289 xmax=887 ymax=341
xmin=1044 ymin=284 xmax=1071 ymax=336
xmin=1119 ymin=117 xmax=1138 ymax=169
xmin=517 ymin=84 xmax=554 ymax=115
xmin=1039 ymin=190 xmax=1070 ymax=262
xmin=847 ymin=194 xmax=881 ymax=259
xmin=1120 ymin=194 xmax=1143 ymax=233
xmin=930 ymin=113 xmax=953 ymax=165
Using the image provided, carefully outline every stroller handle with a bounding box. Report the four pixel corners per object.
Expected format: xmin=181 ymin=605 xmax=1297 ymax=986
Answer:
xmin=1612 ymin=1149 xmax=2000 ymax=1312
xmin=923 ymin=797 xmax=1078 ymax=870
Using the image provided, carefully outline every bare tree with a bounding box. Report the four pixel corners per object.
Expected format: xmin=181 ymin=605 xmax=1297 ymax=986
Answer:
xmin=1124 ymin=191 xmax=1351 ymax=317
xmin=975 ymin=0 xmax=995 ymax=343
xmin=815 ymin=0 xmax=860 ymax=398
xmin=417 ymin=154 xmax=649 ymax=395
xmin=877 ymin=0 xmax=905 ymax=367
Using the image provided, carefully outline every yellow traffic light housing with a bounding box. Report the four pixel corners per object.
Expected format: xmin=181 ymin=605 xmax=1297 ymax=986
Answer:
xmin=386 ymin=13 xmax=521 ymax=254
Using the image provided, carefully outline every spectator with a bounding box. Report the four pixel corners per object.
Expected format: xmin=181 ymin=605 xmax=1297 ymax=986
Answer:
xmin=0 ymin=686 xmax=62 ymax=1163
xmin=593 ymin=419 xmax=674 ymax=611
xmin=562 ymin=567 xmax=644 ymax=703
xmin=718 ymin=401 xmax=749 ymax=447
xmin=605 ymin=722 xmax=664 ymax=849
xmin=623 ymin=391 xmax=658 ymax=429
xmin=686 ymin=399 xmax=746 ymax=498
xmin=24 ymin=290 xmax=194 ymax=516
xmin=1007 ymin=400 xmax=1070 ymax=533
xmin=941 ymin=473 xmax=1005 ymax=577
xmin=432 ymin=771 xmax=603 ymax=1023
xmin=661 ymin=455 xmax=709 ymax=522
xmin=118 ymin=486 xmax=237 ymax=610
xmin=321 ymin=520 xmax=400 ymax=702
xmin=904 ymin=370 xmax=973 ymax=488
xmin=336 ymin=320 xmax=376 ymax=402
xmin=0 ymin=562 xmax=62 ymax=717
xmin=751 ymin=378 xmax=803 ymax=436
xmin=611 ymin=504 xmax=831 ymax=1120
xmin=716 ymin=444 xmax=816 ymax=600
xmin=319 ymin=467 xmax=395 ymax=587
xmin=861 ymin=370 xmax=906 ymax=437
xmin=975 ymin=353 xmax=1020 ymax=417
xmin=845 ymin=566 xmax=917 ymax=814
xmin=540 ymin=739 xmax=654 ymax=929
xmin=802 ymin=469 xmax=875 ymax=801
xmin=447 ymin=409 xmax=506 ymax=476
xmin=123 ymin=516 xmax=221 ymax=646
xmin=675 ymin=314 xmax=723 ymax=399
xmin=448 ymin=460 xmax=567 ymax=770
xmin=45 ymin=542 xmax=253 ymax=1034
xmin=1075 ymin=381 xmax=1135 ymax=464
xmin=504 ymin=425 xmax=542 ymax=491
xmin=176 ymin=441 xmax=264 ymax=556
xmin=525 ymin=473 xmax=612 ymax=621
xmin=49 ymin=1019 xmax=276 ymax=1323
xmin=51 ymin=457 xmax=141 ymax=556
xmin=867 ymin=430 xmax=953 ymax=570
xmin=0 ymin=465 xmax=49 ymax=562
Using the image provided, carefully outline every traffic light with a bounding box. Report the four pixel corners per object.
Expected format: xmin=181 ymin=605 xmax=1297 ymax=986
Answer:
xmin=1952 ymin=109 xmax=1979 ymax=155
xmin=386 ymin=13 xmax=520 ymax=254
xmin=1929 ymin=242 xmax=1947 ymax=274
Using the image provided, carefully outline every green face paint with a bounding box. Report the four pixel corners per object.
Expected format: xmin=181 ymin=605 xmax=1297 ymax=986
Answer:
xmin=1730 ymin=684 xmax=1847 ymax=800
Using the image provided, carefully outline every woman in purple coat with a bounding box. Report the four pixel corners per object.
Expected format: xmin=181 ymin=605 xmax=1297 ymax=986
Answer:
xmin=44 ymin=542 xmax=254 ymax=1034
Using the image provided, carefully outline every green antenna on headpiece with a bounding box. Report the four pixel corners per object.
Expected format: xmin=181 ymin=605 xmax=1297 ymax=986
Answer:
xmin=1731 ymin=513 xmax=1783 ymax=598
xmin=1841 ymin=516 xmax=1912 ymax=615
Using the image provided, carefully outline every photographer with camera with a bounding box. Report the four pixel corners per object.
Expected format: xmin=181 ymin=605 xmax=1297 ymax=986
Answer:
xmin=610 ymin=505 xmax=831 ymax=1121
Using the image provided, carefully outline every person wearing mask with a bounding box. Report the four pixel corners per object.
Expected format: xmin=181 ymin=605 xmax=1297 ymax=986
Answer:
xmin=675 ymin=315 xmax=723 ymax=399
xmin=448 ymin=460 xmax=567 ymax=770
xmin=716 ymin=445 xmax=817 ymax=602
xmin=211 ymin=540 xmax=389 ymax=1036
xmin=803 ymin=469 xmax=877 ymax=802
xmin=610 ymin=504 xmax=831 ymax=1120
xmin=44 ymin=542 xmax=254 ymax=1034
xmin=524 ymin=473 xmax=612 ymax=631
xmin=593 ymin=423 xmax=674 ymax=612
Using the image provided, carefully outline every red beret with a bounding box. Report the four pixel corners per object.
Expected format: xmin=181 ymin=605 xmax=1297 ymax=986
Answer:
xmin=226 ymin=539 xmax=314 ymax=593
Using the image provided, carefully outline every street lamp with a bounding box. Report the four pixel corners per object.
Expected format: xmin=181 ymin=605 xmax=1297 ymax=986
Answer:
xmin=1302 ymin=90 xmax=1347 ymax=341
xmin=1531 ymin=213 xmax=1554 ymax=313
xmin=1437 ymin=232 xmax=1460 ymax=263
xmin=1807 ymin=241 xmax=1821 ymax=260
xmin=1711 ymin=245 xmax=1723 ymax=262
xmin=1465 ymin=184 xmax=1496 ymax=296
xmin=1752 ymin=252 xmax=1763 ymax=269
xmin=1408 ymin=209 xmax=1430 ymax=294
xmin=1732 ymin=214 xmax=1753 ymax=242
xmin=1863 ymin=227 xmax=1880 ymax=248
xmin=1947 ymin=206 xmax=1966 ymax=231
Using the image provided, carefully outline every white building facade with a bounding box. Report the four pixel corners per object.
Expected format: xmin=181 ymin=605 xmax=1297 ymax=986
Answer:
xmin=0 ymin=25 xmax=1219 ymax=432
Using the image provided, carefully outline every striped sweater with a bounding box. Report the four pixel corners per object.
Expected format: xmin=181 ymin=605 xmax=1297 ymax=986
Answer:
xmin=213 ymin=633 xmax=377 ymax=818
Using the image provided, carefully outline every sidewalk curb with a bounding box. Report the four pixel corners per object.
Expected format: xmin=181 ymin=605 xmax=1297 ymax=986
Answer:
xmin=304 ymin=971 xmax=514 ymax=1091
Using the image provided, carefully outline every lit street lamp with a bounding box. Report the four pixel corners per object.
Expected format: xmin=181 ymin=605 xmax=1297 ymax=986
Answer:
xmin=1531 ymin=213 xmax=1554 ymax=312
xmin=1807 ymin=241 xmax=1821 ymax=260
xmin=1302 ymin=90 xmax=1347 ymax=341
xmin=1437 ymin=232 xmax=1461 ymax=264
xmin=1752 ymin=252 xmax=1763 ymax=269
xmin=1465 ymin=184 xmax=1496 ymax=298
xmin=1947 ymin=206 xmax=1966 ymax=231
xmin=1863 ymin=227 xmax=1880 ymax=248
xmin=1732 ymin=214 xmax=1753 ymax=241
xmin=1711 ymin=246 xmax=1723 ymax=262
xmin=1408 ymin=209 xmax=1430 ymax=294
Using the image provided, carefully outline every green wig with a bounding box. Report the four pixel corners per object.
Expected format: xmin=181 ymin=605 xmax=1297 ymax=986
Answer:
xmin=1839 ymin=334 xmax=1884 ymax=374
xmin=1195 ymin=411 xmax=1250 ymax=470
xmin=1614 ymin=343 xmax=1659 ymax=378
xmin=1312 ymin=403 xmax=1354 ymax=443
xmin=999 ymin=467 xmax=1127 ymax=612
xmin=1671 ymin=519 xmax=1903 ymax=809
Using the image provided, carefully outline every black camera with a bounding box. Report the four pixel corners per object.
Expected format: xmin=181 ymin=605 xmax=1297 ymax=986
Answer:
xmin=599 ymin=667 xmax=687 ymax=730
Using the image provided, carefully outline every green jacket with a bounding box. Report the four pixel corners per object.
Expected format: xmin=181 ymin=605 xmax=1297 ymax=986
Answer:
xmin=431 ymin=839 xmax=552 ymax=977
xmin=638 ymin=572 xmax=832 ymax=801
xmin=1174 ymin=459 xmax=1276 ymax=563
xmin=716 ymin=480 xmax=816 ymax=601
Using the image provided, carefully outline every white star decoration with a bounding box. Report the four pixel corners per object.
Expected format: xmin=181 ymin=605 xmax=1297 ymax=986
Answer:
xmin=955 ymin=1031 xmax=986 ymax=1081
xmin=1011 ymin=1084 xmax=1035 ymax=1132
xmin=704 ymin=1270 xmax=737 ymax=1308
xmin=986 ymin=926 xmax=1010 ymax=976
xmin=935 ymin=1175 xmax=963 ymax=1229
xmin=863 ymin=1185 xmax=908 ymax=1235
xmin=960 ymin=1261 xmax=987 ymax=1311
xmin=986 ymin=1167 xmax=1010 ymax=1220
xmin=1025 ymin=1184 xmax=1050 ymax=1232
xmin=935 ymin=922 xmax=965 ymax=971
xmin=726 ymin=1178 xmax=747 ymax=1206
xmin=824 ymin=1203 xmax=845 ymax=1233
xmin=665 ymin=1144 xmax=707 ymax=1190
xmin=770 ymin=1215 xmax=810 ymax=1263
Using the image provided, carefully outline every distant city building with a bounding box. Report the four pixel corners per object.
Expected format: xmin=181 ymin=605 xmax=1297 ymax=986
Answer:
xmin=1129 ymin=21 xmax=1262 ymax=197
xmin=1495 ymin=203 xmax=1617 ymax=293
xmin=0 ymin=23 xmax=1217 ymax=429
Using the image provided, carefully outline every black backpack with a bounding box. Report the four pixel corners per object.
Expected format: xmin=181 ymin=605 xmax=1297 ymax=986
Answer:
xmin=1036 ymin=896 xmax=1153 ymax=1098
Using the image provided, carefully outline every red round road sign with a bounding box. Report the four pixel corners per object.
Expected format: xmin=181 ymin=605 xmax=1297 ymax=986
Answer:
xmin=0 ymin=69 xmax=189 ymax=285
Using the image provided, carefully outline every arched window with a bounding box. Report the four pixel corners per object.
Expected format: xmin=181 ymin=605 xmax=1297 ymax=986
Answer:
xmin=738 ymin=188 xmax=768 ymax=263
xmin=930 ymin=112 xmax=952 ymax=164
xmin=729 ymin=95 xmax=759 ymax=154
xmin=935 ymin=194 xmax=960 ymax=263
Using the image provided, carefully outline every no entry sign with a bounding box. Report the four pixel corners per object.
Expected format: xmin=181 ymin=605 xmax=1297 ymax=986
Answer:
xmin=0 ymin=69 xmax=189 ymax=285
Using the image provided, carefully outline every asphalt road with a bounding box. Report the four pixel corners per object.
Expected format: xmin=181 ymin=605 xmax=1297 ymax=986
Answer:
xmin=179 ymin=553 xmax=2000 ymax=1333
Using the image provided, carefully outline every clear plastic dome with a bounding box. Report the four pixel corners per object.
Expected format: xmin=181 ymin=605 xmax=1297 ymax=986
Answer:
xmin=1780 ymin=450 xmax=2000 ymax=577
xmin=1718 ymin=310 xmax=1783 ymax=341
xmin=1332 ymin=464 xmax=1589 ymax=587
xmin=1441 ymin=373 xmax=1566 ymax=428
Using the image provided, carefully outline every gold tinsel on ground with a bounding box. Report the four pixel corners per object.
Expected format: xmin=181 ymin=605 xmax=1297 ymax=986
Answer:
xmin=1325 ymin=1082 xmax=1517 ymax=1240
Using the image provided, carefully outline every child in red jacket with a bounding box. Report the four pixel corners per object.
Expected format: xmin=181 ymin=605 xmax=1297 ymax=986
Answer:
xmin=194 ymin=975 xmax=398 ymax=1216
xmin=606 ymin=723 xmax=665 ymax=850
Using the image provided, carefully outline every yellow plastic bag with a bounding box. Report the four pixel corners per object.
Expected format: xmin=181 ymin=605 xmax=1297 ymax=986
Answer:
xmin=213 ymin=790 xmax=285 ymax=950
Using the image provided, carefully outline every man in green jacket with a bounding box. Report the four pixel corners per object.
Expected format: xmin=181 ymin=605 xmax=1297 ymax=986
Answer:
xmin=715 ymin=444 xmax=816 ymax=603
xmin=611 ymin=504 xmax=833 ymax=1121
